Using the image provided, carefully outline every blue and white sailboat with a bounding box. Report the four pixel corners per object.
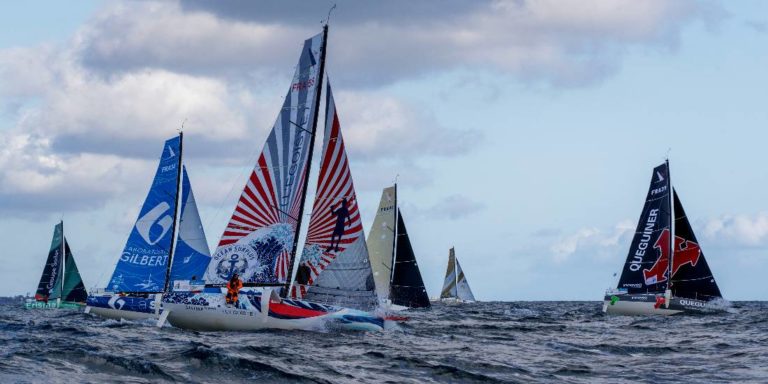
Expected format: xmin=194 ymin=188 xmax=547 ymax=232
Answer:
xmin=86 ymin=133 xmax=210 ymax=320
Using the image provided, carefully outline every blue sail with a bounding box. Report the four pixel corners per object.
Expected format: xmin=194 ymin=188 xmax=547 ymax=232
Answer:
xmin=107 ymin=136 xmax=182 ymax=292
xmin=169 ymin=166 xmax=211 ymax=282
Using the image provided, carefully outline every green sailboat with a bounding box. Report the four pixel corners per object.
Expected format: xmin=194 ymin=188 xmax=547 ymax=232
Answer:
xmin=25 ymin=221 xmax=88 ymax=309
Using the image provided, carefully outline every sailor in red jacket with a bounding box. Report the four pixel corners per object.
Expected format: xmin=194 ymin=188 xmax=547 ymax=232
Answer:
xmin=226 ymin=273 xmax=243 ymax=307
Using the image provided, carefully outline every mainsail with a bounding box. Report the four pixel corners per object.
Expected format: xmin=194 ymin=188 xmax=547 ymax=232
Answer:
xmin=291 ymin=83 xmax=377 ymax=310
xmin=108 ymin=136 xmax=182 ymax=293
xmin=390 ymin=209 xmax=431 ymax=308
xmin=440 ymin=247 xmax=457 ymax=299
xmin=440 ymin=247 xmax=475 ymax=301
xmin=169 ymin=166 xmax=211 ymax=282
xmin=367 ymin=186 xmax=397 ymax=301
xmin=669 ymin=190 xmax=722 ymax=300
xmin=204 ymin=30 xmax=326 ymax=287
xmin=616 ymin=161 xmax=672 ymax=294
xmin=34 ymin=222 xmax=65 ymax=302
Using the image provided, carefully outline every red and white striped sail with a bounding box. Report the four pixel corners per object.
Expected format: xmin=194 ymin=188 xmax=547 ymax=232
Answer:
xmin=292 ymin=83 xmax=377 ymax=310
xmin=204 ymin=31 xmax=325 ymax=285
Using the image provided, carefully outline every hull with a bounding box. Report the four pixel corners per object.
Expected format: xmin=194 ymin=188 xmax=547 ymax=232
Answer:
xmin=162 ymin=290 xmax=384 ymax=332
xmin=85 ymin=294 xmax=162 ymax=321
xmin=23 ymin=300 xmax=82 ymax=310
xmin=603 ymin=293 xmax=723 ymax=315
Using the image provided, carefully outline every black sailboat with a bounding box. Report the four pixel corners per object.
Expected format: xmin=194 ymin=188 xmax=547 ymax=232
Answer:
xmin=25 ymin=221 xmax=88 ymax=309
xmin=604 ymin=160 xmax=724 ymax=315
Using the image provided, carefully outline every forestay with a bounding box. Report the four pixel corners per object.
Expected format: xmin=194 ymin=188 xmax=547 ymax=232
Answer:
xmin=291 ymin=83 xmax=377 ymax=311
xmin=205 ymin=32 xmax=325 ymax=286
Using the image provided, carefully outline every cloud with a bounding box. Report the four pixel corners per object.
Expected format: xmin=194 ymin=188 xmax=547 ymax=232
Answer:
xmin=77 ymin=0 xmax=724 ymax=87
xmin=409 ymin=194 xmax=486 ymax=220
xmin=550 ymin=220 xmax=634 ymax=263
xmin=701 ymin=213 xmax=768 ymax=248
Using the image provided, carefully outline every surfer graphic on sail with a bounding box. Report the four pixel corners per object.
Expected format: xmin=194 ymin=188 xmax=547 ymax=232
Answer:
xmin=327 ymin=198 xmax=351 ymax=252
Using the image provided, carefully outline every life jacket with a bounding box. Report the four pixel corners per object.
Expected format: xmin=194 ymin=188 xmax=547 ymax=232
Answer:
xmin=227 ymin=279 xmax=243 ymax=295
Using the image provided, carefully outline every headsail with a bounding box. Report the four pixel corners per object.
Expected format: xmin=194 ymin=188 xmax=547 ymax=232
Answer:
xmin=34 ymin=222 xmax=64 ymax=302
xmin=108 ymin=136 xmax=182 ymax=293
xmin=455 ymin=255 xmax=475 ymax=301
xmin=367 ymin=186 xmax=397 ymax=301
xmin=616 ymin=162 xmax=672 ymax=294
xmin=169 ymin=166 xmax=211 ymax=283
xmin=440 ymin=247 xmax=457 ymax=299
xmin=62 ymin=239 xmax=88 ymax=303
xmin=390 ymin=209 xmax=431 ymax=308
xmin=669 ymin=190 xmax=722 ymax=300
xmin=204 ymin=30 xmax=326 ymax=286
xmin=291 ymin=83 xmax=377 ymax=311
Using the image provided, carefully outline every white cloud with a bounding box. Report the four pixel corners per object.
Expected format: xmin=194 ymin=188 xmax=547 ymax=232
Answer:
xmin=550 ymin=220 xmax=634 ymax=263
xmin=701 ymin=213 xmax=768 ymax=248
xmin=408 ymin=194 xmax=486 ymax=220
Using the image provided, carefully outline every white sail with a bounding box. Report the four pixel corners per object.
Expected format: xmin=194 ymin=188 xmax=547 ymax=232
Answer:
xmin=366 ymin=186 xmax=397 ymax=301
xmin=455 ymin=257 xmax=475 ymax=301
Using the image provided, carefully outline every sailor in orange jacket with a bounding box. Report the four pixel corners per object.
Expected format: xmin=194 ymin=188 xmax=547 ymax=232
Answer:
xmin=226 ymin=273 xmax=243 ymax=307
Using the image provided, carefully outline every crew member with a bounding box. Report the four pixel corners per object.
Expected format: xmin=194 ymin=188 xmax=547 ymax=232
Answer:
xmin=226 ymin=273 xmax=243 ymax=307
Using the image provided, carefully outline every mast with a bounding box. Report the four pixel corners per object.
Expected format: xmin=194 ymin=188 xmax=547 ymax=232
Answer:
xmin=389 ymin=183 xmax=399 ymax=290
xmin=665 ymin=159 xmax=673 ymax=299
xmin=163 ymin=131 xmax=184 ymax=292
xmin=283 ymin=24 xmax=328 ymax=295
xmin=59 ymin=220 xmax=64 ymax=305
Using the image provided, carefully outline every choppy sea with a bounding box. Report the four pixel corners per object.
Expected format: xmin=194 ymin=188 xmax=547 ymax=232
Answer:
xmin=1 ymin=301 xmax=767 ymax=383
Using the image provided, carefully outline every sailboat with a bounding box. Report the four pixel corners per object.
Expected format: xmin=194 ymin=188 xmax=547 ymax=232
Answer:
xmin=86 ymin=133 xmax=211 ymax=320
xmin=367 ymin=185 xmax=431 ymax=309
xmin=160 ymin=25 xmax=386 ymax=332
xmin=25 ymin=221 xmax=88 ymax=309
xmin=603 ymin=160 xmax=725 ymax=315
xmin=439 ymin=247 xmax=475 ymax=303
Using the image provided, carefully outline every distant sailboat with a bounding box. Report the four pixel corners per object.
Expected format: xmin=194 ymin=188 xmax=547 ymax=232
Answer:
xmin=603 ymin=160 xmax=725 ymax=315
xmin=86 ymin=133 xmax=211 ymax=320
xmin=160 ymin=25 xmax=387 ymax=332
xmin=25 ymin=221 xmax=88 ymax=309
xmin=367 ymin=185 xmax=431 ymax=309
xmin=439 ymin=247 xmax=475 ymax=302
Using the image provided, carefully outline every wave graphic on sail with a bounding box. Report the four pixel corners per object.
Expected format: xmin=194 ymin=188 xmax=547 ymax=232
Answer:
xmin=291 ymin=82 xmax=377 ymax=311
xmin=108 ymin=136 xmax=182 ymax=293
xmin=204 ymin=32 xmax=325 ymax=286
xmin=169 ymin=166 xmax=211 ymax=282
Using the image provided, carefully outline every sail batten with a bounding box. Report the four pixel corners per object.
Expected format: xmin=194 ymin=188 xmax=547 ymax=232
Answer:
xmin=292 ymin=82 xmax=377 ymax=311
xmin=204 ymin=31 xmax=325 ymax=287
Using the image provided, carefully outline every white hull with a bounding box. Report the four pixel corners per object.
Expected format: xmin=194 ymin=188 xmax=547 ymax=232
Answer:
xmin=86 ymin=306 xmax=159 ymax=321
xmin=603 ymin=293 xmax=722 ymax=316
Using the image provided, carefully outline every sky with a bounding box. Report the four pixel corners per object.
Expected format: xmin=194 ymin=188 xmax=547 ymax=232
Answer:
xmin=1 ymin=1 xmax=766 ymax=300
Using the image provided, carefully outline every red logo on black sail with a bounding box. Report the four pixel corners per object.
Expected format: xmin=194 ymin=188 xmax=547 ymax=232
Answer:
xmin=643 ymin=228 xmax=702 ymax=285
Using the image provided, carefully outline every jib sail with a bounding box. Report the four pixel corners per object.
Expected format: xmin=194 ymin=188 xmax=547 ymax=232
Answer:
xmin=62 ymin=238 xmax=88 ymax=303
xmin=169 ymin=166 xmax=211 ymax=283
xmin=108 ymin=135 xmax=182 ymax=293
xmin=616 ymin=161 xmax=672 ymax=294
xmin=291 ymin=83 xmax=377 ymax=311
xmin=204 ymin=30 xmax=326 ymax=286
xmin=455 ymin=255 xmax=475 ymax=301
xmin=390 ymin=209 xmax=431 ymax=308
xmin=669 ymin=190 xmax=722 ymax=300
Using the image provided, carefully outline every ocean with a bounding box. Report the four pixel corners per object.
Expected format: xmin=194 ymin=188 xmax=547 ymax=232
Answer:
xmin=1 ymin=301 xmax=766 ymax=383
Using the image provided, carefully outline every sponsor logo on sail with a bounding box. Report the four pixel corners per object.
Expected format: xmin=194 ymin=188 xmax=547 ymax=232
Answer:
xmin=135 ymin=202 xmax=174 ymax=245
xmin=643 ymin=228 xmax=702 ymax=285
xmin=629 ymin=209 xmax=659 ymax=271
xmin=212 ymin=244 xmax=254 ymax=280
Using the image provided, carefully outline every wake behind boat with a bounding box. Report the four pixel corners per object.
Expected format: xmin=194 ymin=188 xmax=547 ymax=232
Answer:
xmin=603 ymin=160 xmax=725 ymax=315
xmin=25 ymin=221 xmax=88 ymax=310
xmin=160 ymin=25 xmax=387 ymax=332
